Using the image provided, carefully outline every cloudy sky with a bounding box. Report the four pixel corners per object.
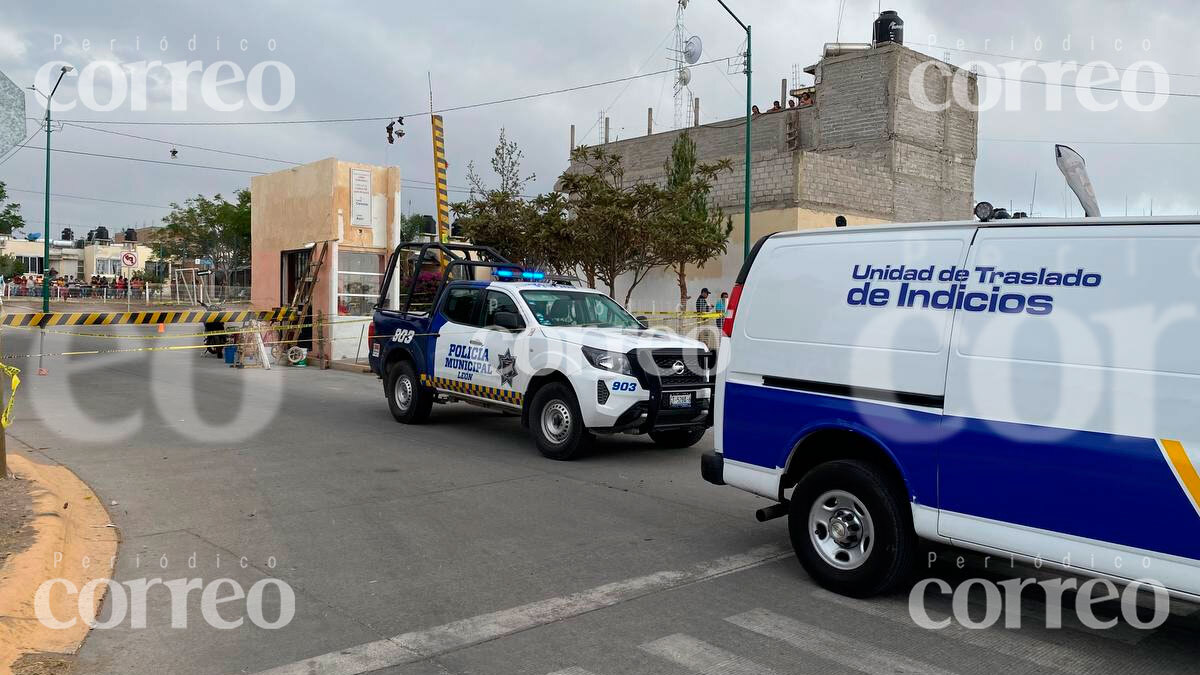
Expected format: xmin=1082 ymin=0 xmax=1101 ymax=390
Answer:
xmin=0 ymin=0 xmax=1196 ymax=237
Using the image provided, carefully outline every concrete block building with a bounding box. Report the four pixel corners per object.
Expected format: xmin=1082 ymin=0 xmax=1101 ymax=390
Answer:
xmin=577 ymin=43 xmax=978 ymax=309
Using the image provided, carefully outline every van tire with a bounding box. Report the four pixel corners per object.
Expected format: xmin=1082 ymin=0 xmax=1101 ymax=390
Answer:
xmin=387 ymin=361 xmax=432 ymax=424
xmin=649 ymin=427 xmax=706 ymax=449
xmin=530 ymin=383 xmax=591 ymax=460
xmin=788 ymin=460 xmax=915 ymax=598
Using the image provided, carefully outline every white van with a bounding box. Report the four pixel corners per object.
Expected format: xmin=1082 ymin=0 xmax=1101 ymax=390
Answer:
xmin=702 ymin=217 xmax=1200 ymax=599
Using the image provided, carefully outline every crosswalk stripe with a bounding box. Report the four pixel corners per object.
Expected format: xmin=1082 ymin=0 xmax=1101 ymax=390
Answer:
xmin=727 ymin=608 xmax=962 ymax=675
xmin=640 ymin=634 xmax=779 ymax=675
xmin=810 ymin=588 xmax=1108 ymax=674
xmin=544 ymin=669 xmax=597 ymax=675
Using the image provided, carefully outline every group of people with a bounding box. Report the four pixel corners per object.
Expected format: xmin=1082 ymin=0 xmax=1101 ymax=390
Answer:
xmin=3 ymin=274 xmax=145 ymax=298
xmin=750 ymin=91 xmax=814 ymax=116
xmin=693 ymin=287 xmax=730 ymax=329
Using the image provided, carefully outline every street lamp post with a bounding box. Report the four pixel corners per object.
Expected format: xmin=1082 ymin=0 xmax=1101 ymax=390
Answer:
xmin=41 ymin=65 xmax=72 ymax=312
xmin=716 ymin=0 xmax=751 ymax=260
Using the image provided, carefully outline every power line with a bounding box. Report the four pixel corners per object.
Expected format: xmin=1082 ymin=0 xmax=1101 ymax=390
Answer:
xmin=907 ymin=41 xmax=1200 ymax=81
xmin=0 ymin=127 xmax=43 ymax=167
xmin=57 ymin=122 xmax=499 ymax=192
xmin=972 ymin=71 xmax=1200 ymax=100
xmin=61 ymin=122 xmax=303 ymax=165
xmin=6 ymin=188 xmax=173 ymax=209
xmin=21 ymin=145 xmax=264 ymax=174
xmin=56 ymin=57 xmax=733 ymax=128
xmin=982 ymin=137 xmax=1200 ymax=146
xmin=12 ymin=145 xmax=487 ymax=196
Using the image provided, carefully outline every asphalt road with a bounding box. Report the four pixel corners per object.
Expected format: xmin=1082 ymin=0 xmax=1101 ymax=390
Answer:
xmin=4 ymin=325 xmax=1199 ymax=674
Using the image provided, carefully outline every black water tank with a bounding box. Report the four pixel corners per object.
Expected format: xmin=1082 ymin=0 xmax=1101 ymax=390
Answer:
xmin=95 ymin=226 xmax=110 ymax=241
xmin=124 ymin=228 xmax=137 ymax=242
xmin=61 ymin=228 xmax=73 ymax=241
xmin=874 ymin=10 xmax=904 ymax=46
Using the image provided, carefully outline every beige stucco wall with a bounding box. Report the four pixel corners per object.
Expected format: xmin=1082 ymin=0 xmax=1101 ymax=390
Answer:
xmin=623 ymin=205 xmax=890 ymax=312
xmin=250 ymin=158 xmax=403 ymax=360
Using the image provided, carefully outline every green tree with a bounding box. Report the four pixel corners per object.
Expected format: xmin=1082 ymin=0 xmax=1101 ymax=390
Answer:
xmin=0 ymin=181 xmax=26 ymax=236
xmin=656 ymin=131 xmax=733 ymax=309
xmin=399 ymin=213 xmax=429 ymax=242
xmin=0 ymin=253 xmax=26 ymax=278
xmin=155 ymin=190 xmax=251 ymax=279
xmin=559 ymin=145 xmax=673 ymax=302
xmin=452 ymin=128 xmax=544 ymax=264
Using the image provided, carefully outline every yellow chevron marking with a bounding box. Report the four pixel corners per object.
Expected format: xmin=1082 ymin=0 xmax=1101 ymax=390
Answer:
xmin=1162 ymin=439 xmax=1200 ymax=517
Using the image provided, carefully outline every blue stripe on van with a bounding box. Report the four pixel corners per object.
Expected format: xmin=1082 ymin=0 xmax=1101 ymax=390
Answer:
xmin=723 ymin=381 xmax=1200 ymax=561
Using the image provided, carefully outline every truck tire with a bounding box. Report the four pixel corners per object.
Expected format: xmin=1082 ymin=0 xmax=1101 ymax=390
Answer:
xmin=648 ymin=427 xmax=706 ymax=448
xmin=387 ymin=360 xmax=432 ymax=424
xmin=788 ymin=459 xmax=916 ymax=598
xmin=530 ymin=382 xmax=592 ymax=460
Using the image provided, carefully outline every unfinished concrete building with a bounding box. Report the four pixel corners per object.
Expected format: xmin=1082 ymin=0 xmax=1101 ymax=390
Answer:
xmin=576 ymin=42 xmax=978 ymax=309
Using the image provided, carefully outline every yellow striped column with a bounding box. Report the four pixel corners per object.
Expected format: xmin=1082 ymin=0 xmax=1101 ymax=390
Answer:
xmin=431 ymin=114 xmax=451 ymax=243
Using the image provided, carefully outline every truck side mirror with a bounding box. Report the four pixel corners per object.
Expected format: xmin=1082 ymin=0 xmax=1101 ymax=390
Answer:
xmin=636 ymin=315 xmax=649 ymax=329
xmin=494 ymin=311 xmax=524 ymax=331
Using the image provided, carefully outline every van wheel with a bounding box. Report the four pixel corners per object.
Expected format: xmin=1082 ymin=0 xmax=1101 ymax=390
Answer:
xmin=648 ymin=427 xmax=706 ymax=449
xmin=530 ymin=383 xmax=592 ymax=460
xmin=788 ymin=460 xmax=915 ymax=598
xmin=387 ymin=361 xmax=432 ymax=424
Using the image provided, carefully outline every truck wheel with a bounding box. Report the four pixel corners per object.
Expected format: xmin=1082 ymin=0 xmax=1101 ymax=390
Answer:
xmin=387 ymin=361 xmax=432 ymax=424
xmin=788 ymin=460 xmax=916 ymax=598
xmin=530 ymin=383 xmax=592 ymax=460
xmin=648 ymin=427 xmax=706 ymax=448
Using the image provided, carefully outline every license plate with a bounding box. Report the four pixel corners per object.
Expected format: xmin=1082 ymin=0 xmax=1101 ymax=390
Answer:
xmin=667 ymin=393 xmax=692 ymax=408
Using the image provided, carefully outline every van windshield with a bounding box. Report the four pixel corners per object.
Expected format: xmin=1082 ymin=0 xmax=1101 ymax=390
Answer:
xmin=520 ymin=290 xmax=641 ymax=329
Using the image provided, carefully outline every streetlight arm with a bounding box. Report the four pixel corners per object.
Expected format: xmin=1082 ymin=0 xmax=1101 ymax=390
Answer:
xmin=715 ymin=0 xmax=748 ymax=30
xmin=48 ymin=69 xmax=68 ymax=104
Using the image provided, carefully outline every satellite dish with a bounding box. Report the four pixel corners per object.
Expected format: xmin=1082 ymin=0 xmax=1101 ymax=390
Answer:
xmin=683 ymin=36 xmax=703 ymax=64
xmin=677 ymin=67 xmax=691 ymax=87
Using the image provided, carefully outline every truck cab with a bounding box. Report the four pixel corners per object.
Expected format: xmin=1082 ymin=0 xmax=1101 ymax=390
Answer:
xmin=369 ymin=242 xmax=714 ymax=459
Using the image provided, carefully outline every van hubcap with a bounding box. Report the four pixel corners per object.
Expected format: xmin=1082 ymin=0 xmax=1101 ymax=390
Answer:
xmin=541 ymin=401 xmax=572 ymax=444
xmin=808 ymin=490 xmax=874 ymax=570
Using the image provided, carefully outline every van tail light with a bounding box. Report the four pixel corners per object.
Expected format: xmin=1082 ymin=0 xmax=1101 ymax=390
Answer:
xmin=722 ymin=283 xmax=743 ymax=338
xmin=367 ymin=321 xmax=376 ymax=350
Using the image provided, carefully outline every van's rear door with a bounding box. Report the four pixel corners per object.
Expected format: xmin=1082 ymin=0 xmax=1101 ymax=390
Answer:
xmin=941 ymin=222 xmax=1200 ymax=593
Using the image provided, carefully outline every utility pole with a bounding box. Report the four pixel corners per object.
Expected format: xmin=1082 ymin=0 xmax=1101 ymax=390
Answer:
xmin=36 ymin=65 xmax=72 ymax=377
xmin=41 ymin=66 xmax=72 ymax=313
xmin=716 ymin=0 xmax=752 ymax=260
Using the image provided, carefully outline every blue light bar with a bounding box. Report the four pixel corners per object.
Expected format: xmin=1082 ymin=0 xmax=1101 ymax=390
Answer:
xmin=495 ymin=269 xmax=515 ymax=278
xmin=521 ymin=271 xmax=545 ymax=280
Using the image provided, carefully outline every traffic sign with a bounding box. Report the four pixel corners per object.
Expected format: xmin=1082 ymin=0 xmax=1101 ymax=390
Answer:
xmin=121 ymin=251 xmax=138 ymax=267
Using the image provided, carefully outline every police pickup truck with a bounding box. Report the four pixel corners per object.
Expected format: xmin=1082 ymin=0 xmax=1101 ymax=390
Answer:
xmin=368 ymin=242 xmax=714 ymax=459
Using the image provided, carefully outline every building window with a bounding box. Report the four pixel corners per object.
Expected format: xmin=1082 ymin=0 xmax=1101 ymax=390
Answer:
xmin=337 ymin=251 xmax=382 ymax=316
xmin=96 ymin=258 xmax=122 ymax=276
xmin=14 ymin=256 xmax=44 ymax=274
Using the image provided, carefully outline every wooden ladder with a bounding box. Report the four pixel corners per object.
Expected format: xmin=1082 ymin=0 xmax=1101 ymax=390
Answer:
xmin=278 ymin=241 xmax=328 ymax=363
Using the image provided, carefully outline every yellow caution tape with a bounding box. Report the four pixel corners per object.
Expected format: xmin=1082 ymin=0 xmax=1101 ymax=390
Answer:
xmin=0 ymin=334 xmax=375 ymax=360
xmin=634 ymin=311 xmax=723 ymax=319
xmin=1 ymin=316 xmax=371 ymax=340
xmin=0 ymin=363 xmax=19 ymax=428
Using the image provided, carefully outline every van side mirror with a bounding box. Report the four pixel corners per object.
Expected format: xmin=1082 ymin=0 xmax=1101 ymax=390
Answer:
xmin=494 ymin=311 xmax=524 ymax=331
xmin=635 ymin=315 xmax=649 ymax=329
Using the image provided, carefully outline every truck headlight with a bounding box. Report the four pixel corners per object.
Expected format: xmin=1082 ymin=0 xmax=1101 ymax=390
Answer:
xmin=581 ymin=346 xmax=633 ymax=376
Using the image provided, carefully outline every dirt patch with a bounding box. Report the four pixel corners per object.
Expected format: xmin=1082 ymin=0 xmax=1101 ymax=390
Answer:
xmin=11 ymin=651 xmax=76 ymax=675
xmin=0 ymin=473 xmax=36 ymax=567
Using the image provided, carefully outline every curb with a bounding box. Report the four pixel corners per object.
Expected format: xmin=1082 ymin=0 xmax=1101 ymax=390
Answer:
xmin=0 ymin=453 xmax=119 ymax=673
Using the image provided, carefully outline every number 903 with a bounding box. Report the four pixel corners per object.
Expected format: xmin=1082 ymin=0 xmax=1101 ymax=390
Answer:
xmin=611 ymin=381 xmax=637 ymax=392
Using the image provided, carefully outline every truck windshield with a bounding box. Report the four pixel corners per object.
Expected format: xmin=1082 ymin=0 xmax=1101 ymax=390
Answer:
xmin=520 ymin=290 xmax=641 ymax=329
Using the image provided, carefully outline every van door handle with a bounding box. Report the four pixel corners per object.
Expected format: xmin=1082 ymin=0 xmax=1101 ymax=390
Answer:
xmin=469 ymin=339 xmax=483 ymax=346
